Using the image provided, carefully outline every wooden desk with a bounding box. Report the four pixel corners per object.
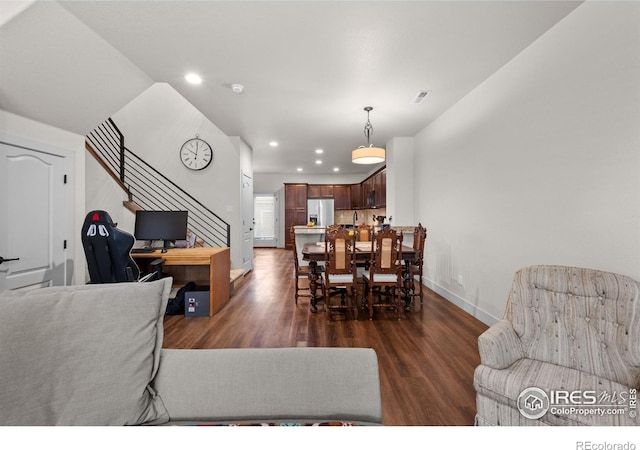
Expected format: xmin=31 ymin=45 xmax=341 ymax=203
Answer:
xmin=132 ymin=247 xmax=230 ymax=316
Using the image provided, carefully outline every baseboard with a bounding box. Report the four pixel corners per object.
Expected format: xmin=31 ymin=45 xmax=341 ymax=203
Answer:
xmin=423 ymin=279 xmax=498 ymax=326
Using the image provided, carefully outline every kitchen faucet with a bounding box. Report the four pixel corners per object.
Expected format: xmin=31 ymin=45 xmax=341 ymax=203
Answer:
xmin=352 ymin=210 xmax=358 ymax=228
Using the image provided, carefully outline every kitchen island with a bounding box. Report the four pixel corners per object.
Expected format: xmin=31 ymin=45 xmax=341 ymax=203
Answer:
xmin=293 ymin=225 xmax=326 ymax=266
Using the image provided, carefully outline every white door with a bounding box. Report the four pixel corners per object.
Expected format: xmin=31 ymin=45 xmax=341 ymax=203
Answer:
xmin=0 ymin=139 xmax=72 ymax=291
xmin=241 ymin=171 xmax=254 ymax=273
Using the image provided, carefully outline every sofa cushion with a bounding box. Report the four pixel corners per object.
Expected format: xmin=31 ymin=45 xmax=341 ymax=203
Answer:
xmin=0 ymin=278 xmax=172 ymax=425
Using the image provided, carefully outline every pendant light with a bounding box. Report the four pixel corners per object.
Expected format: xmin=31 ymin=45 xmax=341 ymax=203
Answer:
xmin=352 ymin=106 xmax=385 ymax=164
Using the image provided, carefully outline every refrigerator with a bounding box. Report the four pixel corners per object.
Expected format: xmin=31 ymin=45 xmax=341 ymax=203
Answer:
xmin=307 ymin=199 xmax=334 ymax=227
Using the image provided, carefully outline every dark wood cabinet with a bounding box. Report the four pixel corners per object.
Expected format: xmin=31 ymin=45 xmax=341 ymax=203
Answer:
xmin=355 ymin=167 xmax=386 ymax=209
xmin=350 ymin=184 xmax=362 ymax=209
xmin=376 ymin=168 xmax=386 ymax=207
xmin=308 ymin=184 xmax=334 ymax=198
xmin=333 ymin=185 xmax=351 ymax=210
xmin=283 ymin=168 xmax=385 ymax=246
xmin=284 ymin=183 xmax=308 ymax=249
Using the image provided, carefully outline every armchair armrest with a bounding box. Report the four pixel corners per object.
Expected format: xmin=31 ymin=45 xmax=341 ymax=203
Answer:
xmin=152 ymin=347 xmax=382 ymax=424
xmin=477 ymin=320 xmax=524 ymax=369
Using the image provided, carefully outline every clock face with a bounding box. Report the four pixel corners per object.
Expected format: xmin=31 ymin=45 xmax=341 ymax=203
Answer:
xmin=180 ymin=138 xmax=213 ymax=171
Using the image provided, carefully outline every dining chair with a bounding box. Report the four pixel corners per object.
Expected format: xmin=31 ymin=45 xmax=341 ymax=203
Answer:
xmin=323 ymin=227 xmax=359 ymax=320
xmin=363 ymin=228 xmax=404 ymax=320
xmin=352 ymin=225 xmax=372 ymax=287
xmin=355 ymin=224 xmax=373 ymax=242
xmin=407 ymin=223 xmax=427 ymax=304
xmin=325 ymin=224 xmax=342 ymax=234
xmin=291 ymin=226 xmax=324 ymax=305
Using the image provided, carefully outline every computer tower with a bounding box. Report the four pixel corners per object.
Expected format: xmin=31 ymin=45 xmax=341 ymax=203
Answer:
xmin=184 ymin=290 xmax=210 ymax=317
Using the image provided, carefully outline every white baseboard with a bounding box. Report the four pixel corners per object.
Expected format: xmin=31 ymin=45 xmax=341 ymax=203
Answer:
xmin=422 ymin=279 xmax=499 ymax=326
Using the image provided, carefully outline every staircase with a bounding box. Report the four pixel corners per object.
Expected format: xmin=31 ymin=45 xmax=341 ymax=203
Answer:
xmin=86 ymin=118 xmax=230 ymax=248
xmin=86 ymin=118 xmax=241 ymax=293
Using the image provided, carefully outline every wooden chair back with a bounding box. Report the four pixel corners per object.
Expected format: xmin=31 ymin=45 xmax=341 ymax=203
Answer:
xmin=370 ymin=228 xmax=403 ymax=275
xmin=412 ymin=223 xmax=427 ymax=261
xmin=356 ymin=224 xmax=373 ymax=242
xmin=324 ymin=227 xmax=356 ymax=276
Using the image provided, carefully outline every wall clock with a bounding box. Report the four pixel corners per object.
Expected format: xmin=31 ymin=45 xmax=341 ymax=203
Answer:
xmin=180 ymin=135 xmax=213 ymax=171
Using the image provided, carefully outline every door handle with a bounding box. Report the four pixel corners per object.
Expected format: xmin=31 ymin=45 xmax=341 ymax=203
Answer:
xmin=0 ymin=257 xmax=19 ymax=265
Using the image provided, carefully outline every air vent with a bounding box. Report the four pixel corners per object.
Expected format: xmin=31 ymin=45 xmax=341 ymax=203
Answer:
xmin=412 ymin=90 xmax=432 ymax=104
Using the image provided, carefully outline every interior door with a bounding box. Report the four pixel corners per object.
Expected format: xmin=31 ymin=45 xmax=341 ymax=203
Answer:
xmin=241 ymin=171 xmax=254 ymax=273
xmin=253 ymin=194 xmax=277 ymax=247
xmin=0 ymin=139 xmax=72 ymax=291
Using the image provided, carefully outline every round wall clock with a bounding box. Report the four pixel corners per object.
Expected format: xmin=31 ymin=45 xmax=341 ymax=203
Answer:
xmin=180 ymin=135 xmax=213 ymax=171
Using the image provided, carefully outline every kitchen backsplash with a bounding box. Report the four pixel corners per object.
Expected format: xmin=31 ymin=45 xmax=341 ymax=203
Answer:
xmin=334 ymin=208 xmax=388 ymax=226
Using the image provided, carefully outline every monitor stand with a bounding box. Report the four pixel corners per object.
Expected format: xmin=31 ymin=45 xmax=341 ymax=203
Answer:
xmin=161 ymin=240 xmax=175 ymax=253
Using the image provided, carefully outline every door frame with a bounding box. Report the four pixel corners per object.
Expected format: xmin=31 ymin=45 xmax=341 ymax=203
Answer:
xmin=253 ymin=193 xmax=278 ymax=248
xmin=241 ymin=171 xmax=254 ymax=274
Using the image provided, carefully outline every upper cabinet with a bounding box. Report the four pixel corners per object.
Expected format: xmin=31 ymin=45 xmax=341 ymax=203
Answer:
xmin=308 ymin=184 xmax=334 ymax=198
xmin=375 ymin=168 xmax=386 ymax=208
xmin=350 ymin=183 xmax=362 ymax=209
xmin=360 ymin=167 xmax=386 ymax=208
xmin=333 ymin=185 xmax=351 ymax=210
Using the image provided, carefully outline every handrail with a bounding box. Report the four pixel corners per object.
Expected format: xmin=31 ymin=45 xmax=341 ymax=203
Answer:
xmin=85 ymin=140 xmax=131 ymax=200
xmin=86 ymin=119 xmax=230 ymax=248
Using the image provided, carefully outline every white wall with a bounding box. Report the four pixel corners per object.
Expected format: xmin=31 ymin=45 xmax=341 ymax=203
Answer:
xmin=0 ymin=109 xmax=87 ymax=284
xmin=386 ymin=137 xmax=415 ymax=227
xmin=414 ymin=1 xmax=640 ymax=324
xmin=86 ymin=83 xmax=244 ymax=269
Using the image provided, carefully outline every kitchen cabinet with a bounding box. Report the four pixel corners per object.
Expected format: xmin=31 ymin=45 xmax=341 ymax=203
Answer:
xmin=284 ymin=183 xmax=308 ymax=249
xmin=308 ymin=184 xmax=334 ymax=198
xmin=333 ymin=185 xmax=351 ymax=210
xmin=350 ymin=184 xmax=362 ymax=209
xmin=375 ymin=168 xmax=386 ymax=207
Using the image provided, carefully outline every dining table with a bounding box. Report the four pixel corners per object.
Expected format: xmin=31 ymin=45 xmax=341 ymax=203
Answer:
xmin=301 ymin=241 xmax=418 ymax=312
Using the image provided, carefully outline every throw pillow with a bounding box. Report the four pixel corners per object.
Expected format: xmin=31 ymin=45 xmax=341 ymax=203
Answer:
xmin=0 ymin=278 xmax=172 ymax=425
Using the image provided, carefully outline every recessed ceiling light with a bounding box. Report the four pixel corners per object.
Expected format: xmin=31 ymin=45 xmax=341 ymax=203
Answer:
xmin=231 ymin=83 xmax=244 ymax=94
xmin=296 ymin=167 xmax=303 ymax=172
xmin=185 ymin=73 xmax=202 ymax=85
xmin=333 ymin=167 xmax=340 ymax=172
xmin=269 ymin=141 xmax=278 ymax=147
xmin=315 ymin=149 xmax=323 ymax=154
xmin=315 ymin=160 xmax=322 ymax=165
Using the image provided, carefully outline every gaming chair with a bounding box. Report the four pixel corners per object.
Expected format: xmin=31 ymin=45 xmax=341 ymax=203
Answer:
xmin=81 ymin=210 xmax=141 ymax=283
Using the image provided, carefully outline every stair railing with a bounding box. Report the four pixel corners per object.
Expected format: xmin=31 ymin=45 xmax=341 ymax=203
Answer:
xmin=86 ymin=119 xmax=230 ymax=248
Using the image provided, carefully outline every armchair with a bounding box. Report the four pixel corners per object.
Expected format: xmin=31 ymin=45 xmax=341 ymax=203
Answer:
xmin=473 ymin=265 xmax=640 ymax=426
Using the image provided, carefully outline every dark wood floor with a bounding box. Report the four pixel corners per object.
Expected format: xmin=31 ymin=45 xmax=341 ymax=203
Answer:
xmin=162 ymin=248 xmax=489 ymax=426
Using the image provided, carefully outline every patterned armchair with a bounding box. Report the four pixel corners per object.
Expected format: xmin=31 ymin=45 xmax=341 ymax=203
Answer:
xmin=474 ymin=265 xmax=640 ymax=426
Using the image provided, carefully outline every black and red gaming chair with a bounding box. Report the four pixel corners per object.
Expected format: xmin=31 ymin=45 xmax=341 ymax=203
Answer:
xmin=81 ymin=210 xmax=141 ymax=283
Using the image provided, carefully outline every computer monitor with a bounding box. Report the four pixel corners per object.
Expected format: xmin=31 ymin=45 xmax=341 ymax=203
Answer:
xmin=134 ymin=210 xmax=188 ymax=250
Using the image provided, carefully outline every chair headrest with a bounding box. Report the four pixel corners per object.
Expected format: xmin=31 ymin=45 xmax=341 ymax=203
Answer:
xmin=84 ymin=210 xmax=115 ymax=226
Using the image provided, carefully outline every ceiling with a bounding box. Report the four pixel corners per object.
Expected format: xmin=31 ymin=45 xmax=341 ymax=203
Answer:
xmin=1 ymin=1 xmax=581 ymax=175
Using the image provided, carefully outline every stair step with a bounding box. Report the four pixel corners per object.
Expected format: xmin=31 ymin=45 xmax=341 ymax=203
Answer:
xmin=229 ymin=269 xmax=245 ymax=297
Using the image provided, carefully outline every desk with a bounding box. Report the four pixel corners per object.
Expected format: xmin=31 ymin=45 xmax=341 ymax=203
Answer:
xmin=132 ymin=247 xmax=230 ymax=316
xmin=302 ymin=242 xmax=418 ymax=311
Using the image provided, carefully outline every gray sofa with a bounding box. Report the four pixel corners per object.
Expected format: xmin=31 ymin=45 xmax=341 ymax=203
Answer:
xmin=0 ymin=278 xmax=382 ymax=426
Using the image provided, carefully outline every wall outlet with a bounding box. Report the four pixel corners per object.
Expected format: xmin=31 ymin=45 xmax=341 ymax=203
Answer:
xmin=457 ymin=274 xmax=464 ymax=286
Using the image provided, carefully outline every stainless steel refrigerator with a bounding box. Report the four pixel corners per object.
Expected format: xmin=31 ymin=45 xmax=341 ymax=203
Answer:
xmin=307 ymin=199 xmax=334 ymax=227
